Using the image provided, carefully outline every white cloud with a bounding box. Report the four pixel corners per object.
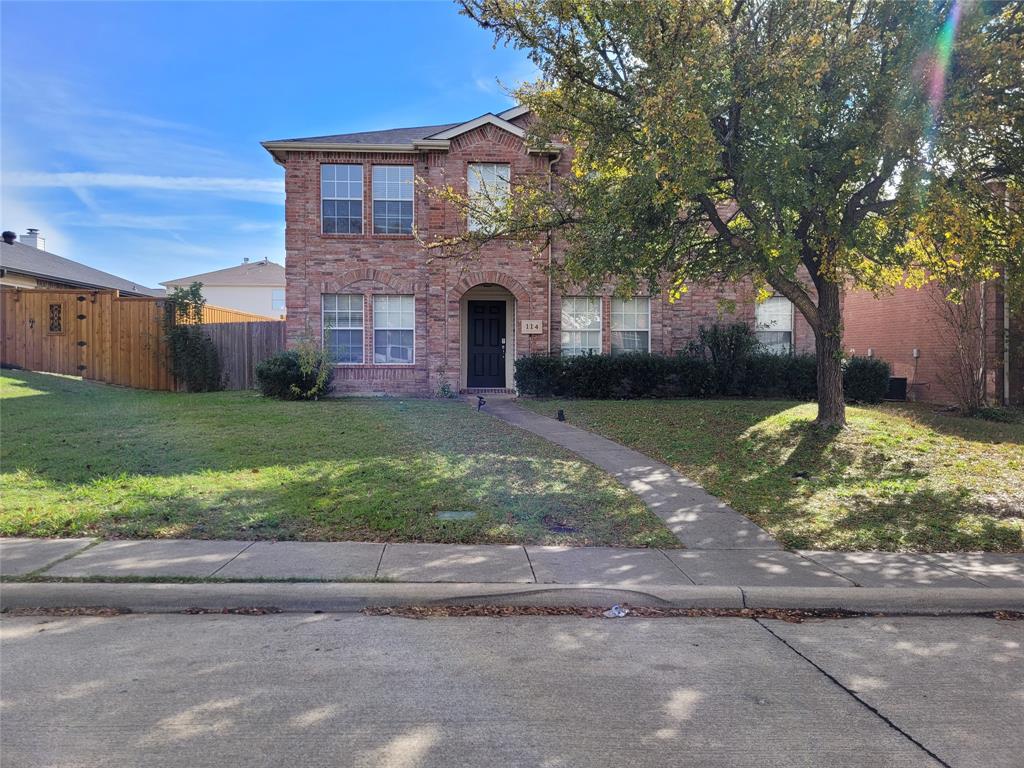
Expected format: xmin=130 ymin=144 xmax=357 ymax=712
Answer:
xmin=5 ymin=172 xmax=283 ymax=200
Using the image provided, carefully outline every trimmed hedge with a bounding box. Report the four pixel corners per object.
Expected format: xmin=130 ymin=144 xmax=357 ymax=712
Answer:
xmin=843 ymin=356 xmax=891 ymax=404
xmin=515 ymin=349 xmax=889 ymax=403
xmin=515 ymin=353 xmax=714 ymax=399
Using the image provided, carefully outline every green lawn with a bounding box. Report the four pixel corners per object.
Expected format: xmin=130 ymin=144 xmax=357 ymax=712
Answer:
xmin=520 ymin=398 xmax=1024 ymax=552
xmin=0 ymin=371 xmax=677 ymax=547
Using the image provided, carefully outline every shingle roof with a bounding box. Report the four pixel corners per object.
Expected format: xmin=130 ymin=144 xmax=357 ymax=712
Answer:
xmin=0 ymin=240 xmax=161 ymax=297
xmin=269 ymin=123 xmax=460 ymax=145
xmin=161 ymin=259 xmax=285 ymax=288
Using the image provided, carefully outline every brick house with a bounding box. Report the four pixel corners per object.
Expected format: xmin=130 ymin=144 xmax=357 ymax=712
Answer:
xmin=262 ymin=107 xmax=814 ymax=396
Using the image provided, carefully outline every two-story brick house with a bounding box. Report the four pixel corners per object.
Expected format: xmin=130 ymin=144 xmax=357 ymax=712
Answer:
xmin=263 ymin=107 xmax=814 ymax=396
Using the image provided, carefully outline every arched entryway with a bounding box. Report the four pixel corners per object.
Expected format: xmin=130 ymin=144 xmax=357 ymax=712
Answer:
xmin=460 ymin=283 xmax=517 ymax=391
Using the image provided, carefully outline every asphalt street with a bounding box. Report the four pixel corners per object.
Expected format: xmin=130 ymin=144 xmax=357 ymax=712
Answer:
xmin=1 ymin=613 xmax=1021 ymax=767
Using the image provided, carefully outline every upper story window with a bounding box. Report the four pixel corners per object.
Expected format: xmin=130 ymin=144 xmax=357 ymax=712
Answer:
xmin=372 ymin=166 xmax=414 ymax=234
xmin=323 ymin=294 xmax=364 ymax=364
xmin=755 ymin=296 xmax=794 ymax=355
xmin=321 ymin=164 xmax=363 ymax=234
xmin=561 ymin=296 xmax=602 ymax=357
xmin=467 ymin=162 xmax=510 ymax=232
xmin=611 ymin=297 xmax=650 ymax=354
xmin=271 ymin=289 xmax=285 ymax=312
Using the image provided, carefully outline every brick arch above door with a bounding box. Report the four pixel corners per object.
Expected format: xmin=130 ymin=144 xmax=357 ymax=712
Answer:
xmin=451 ymin=271 xmax=531 ymax=311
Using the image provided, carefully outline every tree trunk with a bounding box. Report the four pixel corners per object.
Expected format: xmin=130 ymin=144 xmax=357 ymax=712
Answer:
xmin=813 ymin=281 xmax=846 ymax=428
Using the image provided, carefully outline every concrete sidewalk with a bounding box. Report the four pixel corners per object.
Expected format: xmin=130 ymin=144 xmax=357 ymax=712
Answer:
xmin=485 ymin=399 xmax=780 ymax=550
xmin=2 ymin=537 xmax=1022 ymax=589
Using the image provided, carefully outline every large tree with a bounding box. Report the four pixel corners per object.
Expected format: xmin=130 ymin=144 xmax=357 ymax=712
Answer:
xmin=450 ymin=0 xmax=1022 ymax=426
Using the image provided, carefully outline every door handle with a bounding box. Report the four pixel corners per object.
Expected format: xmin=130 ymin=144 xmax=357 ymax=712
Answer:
xmin=501 ymin=338 xmax=506 ymax=358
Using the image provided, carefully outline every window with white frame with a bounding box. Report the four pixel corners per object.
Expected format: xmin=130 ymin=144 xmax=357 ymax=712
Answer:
xmin=561 ymin=297 xmax=602 ymax=356
xmin=271 ymin=289 xmax=285 ymax=312
xmin=373 ymin=295 xmax=415 ymax=364
xmin=321 ymin=164 xmax=363 ymax=234
xmin=467 ymin=162 xmax=510 ymax=231
xmin=323 ymin=294 xmax=364 ymax=364
xmin=611 ymin=297 xmax=650 ymax=354
xmin=372 ymin=166 xmax=414 ymax=234
xmin=755 ymin=296 xmax=794 ymax=355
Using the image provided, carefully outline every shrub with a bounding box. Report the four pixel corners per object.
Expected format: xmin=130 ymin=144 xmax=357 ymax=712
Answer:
xmin=514 ymin=351 xmax=713 ymax=400
xmin=255 ymin=341 xmax=334 ymax=400
xmin=692 ymin=323 xmax=759 ymax=395
xmin=741 ymin=353 xmax=817 ymax=400
xmin=843 ymin=356 xmax=890 ymax=404
xmin=163 ymin=283 xmax=223 ymax=392
xmin=514 ymin=355 xmax=564 ymax=397
xmin=668 ymin=354 xmax=716 ymax=397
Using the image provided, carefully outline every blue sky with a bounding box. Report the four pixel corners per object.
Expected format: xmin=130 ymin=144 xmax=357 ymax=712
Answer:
xmin=1 ymin=1 xmax=535 ymax=287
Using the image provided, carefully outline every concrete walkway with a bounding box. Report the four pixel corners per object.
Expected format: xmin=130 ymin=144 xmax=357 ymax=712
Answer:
xmin=2 ymin=537 xmax=1022 ymax=590
xmin=484 ymin=399 xmax=780 ymax=550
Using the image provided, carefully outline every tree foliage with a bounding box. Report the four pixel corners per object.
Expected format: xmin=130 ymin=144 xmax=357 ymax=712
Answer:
xmin=163 ymin=282 xmax=223 ymax=393
xmin=447 ymin=0 xmax=1024 ymax=426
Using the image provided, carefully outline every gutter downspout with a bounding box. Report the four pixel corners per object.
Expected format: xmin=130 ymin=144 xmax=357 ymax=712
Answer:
xmin=547 ymin=153 xmax=561 ymax=356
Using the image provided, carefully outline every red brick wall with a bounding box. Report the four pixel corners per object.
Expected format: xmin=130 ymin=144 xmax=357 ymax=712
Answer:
xmin=843 ymin=280 xmax=1021 ymax=406
xmin=280 ymin=123 xmax=818 ymax=396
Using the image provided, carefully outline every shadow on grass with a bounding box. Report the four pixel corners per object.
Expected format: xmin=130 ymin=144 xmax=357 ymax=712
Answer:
xmin=734 ymin=413 xmax=1023 ymax=551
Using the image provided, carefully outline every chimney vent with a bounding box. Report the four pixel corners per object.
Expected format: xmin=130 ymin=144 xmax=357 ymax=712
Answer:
xmin=21 ymin=228 xmax=45 ymax=250
xmin=1 ymin=231 xmax=15 ymax=245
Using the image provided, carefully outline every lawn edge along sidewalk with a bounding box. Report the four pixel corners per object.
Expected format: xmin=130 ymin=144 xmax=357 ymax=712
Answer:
xmin=484 ymin=400 xmax=781 ymax=550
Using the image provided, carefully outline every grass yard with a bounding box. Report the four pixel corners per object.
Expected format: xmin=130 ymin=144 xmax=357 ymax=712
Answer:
xmin=0 ymin=371 xmax=677 ymax=547
xmin=520 ymin=398 xmax=1024 ymax=552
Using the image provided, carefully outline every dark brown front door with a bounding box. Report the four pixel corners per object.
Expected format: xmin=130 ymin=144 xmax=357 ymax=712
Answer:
xmin=467 ymin=301 xmax=506 ymax=388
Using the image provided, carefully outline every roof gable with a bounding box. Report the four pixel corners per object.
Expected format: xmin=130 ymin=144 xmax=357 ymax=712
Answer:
xmin=424 ymin=113 xmax=526 ymax=141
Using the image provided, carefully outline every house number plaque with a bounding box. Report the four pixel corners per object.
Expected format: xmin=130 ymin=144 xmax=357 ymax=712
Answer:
xmin=521 ymin=319 xmax=543 ymax=334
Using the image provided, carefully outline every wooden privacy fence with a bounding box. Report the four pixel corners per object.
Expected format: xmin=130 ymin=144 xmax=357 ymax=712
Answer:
xmin=204 ymin=321 xmax=287 ymax=390
xmin=0 ymin=287 xmax=285 ymax=391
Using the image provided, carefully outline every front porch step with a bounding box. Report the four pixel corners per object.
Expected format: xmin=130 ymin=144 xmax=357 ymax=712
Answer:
xmin=462 ymin=387 xmax=517 ymax=395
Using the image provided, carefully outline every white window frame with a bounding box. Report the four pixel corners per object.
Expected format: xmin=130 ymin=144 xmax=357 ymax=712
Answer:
xmin=467 ymin=162 xmax=510 ymax=232
xmin=373 ymin=294 xmax=415 ymax=365
xmin=372 ymin=165 xmax=415 ymax=235
xmin=321 ymin=164 xmax=363 ymax=235
xmin=271 ymin=289 xmax=285 ymax=312
xmin=322 ymin=294 xmax=364 ymax=365
xmin=611 ymin=296 xmax=651 ymax=354
xmin=560 ymin=296 xmax=602 ymax=357
xmin=755 ymin=296 xmax=795 ymax=355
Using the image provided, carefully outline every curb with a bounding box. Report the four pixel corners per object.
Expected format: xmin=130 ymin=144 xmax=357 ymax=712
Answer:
xmin=3 ymin=582 xmax=1023 ymax=615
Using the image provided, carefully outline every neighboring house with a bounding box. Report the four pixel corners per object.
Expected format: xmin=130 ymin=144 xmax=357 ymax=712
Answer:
xmin=844 ymin=280 xmax=1021 ymax=406
xmin=0 ymin=229 xmax=161 ymax=297
xmin=262 ymin=107 xmax=814 ymax=395
xmin=161 ymin=258 xmax=285 ymax=319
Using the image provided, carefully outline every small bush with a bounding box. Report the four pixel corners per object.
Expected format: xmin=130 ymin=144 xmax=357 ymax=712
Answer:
xmin=256 ymin=342 xmax=334 ymax=400
xmin=843 ymin=356 xmax=890 ymax=404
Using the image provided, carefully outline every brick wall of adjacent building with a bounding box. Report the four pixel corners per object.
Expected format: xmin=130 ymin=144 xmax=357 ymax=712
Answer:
xmin=280 ymin=122 xmax=817 ymax=396
xmin=844 ymin=279 xmax=1021 ymax=406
